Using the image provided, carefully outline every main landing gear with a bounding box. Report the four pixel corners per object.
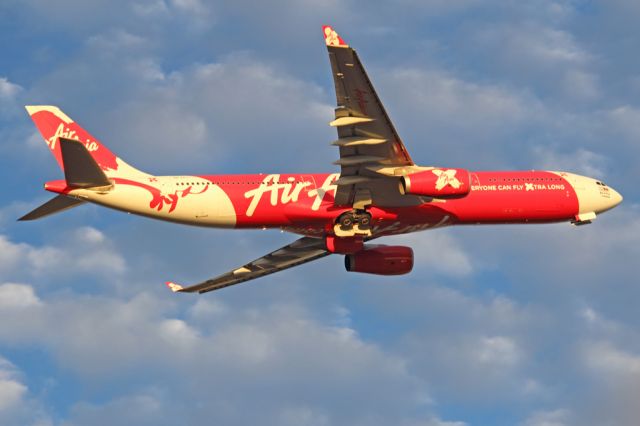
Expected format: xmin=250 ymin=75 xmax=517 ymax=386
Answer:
xmin=334 ymin=210 xmax=372 ymax=237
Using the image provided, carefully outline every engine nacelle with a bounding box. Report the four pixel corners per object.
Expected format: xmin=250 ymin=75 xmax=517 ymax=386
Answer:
xmin=400 ymin=168 xmax=471 ymax=197
xmin=344 ymin=245 xmax=413 ymax=276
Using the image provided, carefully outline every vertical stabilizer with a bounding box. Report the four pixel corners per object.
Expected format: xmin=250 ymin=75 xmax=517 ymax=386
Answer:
xmin=25 ymin=105 xmax=148 ymax=178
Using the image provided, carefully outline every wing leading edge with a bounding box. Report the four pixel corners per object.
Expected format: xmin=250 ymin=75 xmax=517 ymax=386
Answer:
xmin=167 ymin=237 xmax=329 ymax=294
xmin=323 ymin=25 xmax=415 ymax=207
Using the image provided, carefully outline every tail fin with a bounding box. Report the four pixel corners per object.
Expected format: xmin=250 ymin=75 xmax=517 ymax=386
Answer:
xmin=25 ymin=105 xmax=147 ymax=177
xmin=19 ymin=136 xmax=113 ymax=221
xmin=59 ymin=137 xmax=112 ymax=188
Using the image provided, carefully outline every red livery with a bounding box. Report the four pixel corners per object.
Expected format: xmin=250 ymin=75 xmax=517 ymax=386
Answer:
xmin=345 ymin=246 xmax=414 ymax=276
xmin=21 ymin=26 xmax=623 ymax=294
xmin=400 ymin=168 xmax=471 ymax=197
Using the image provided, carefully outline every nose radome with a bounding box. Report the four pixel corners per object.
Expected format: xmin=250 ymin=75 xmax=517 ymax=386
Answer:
xmin=570 ymin=174 xmax=623 ymax=216
xmin=609 ymin=187 xmax=623 ymax=209
xmin=592 ymin=184 xmax=623 ymax=214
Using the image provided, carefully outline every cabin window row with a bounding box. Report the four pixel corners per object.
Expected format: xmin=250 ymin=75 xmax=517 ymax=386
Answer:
xmin=174 ymin=181 xmax=304 ymax=186
xmin=486 ymin=177 xmax=563 ymax=182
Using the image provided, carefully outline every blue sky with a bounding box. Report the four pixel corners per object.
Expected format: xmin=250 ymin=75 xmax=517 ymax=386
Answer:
xmin=0 ymin=1 xmax=639 ymax=425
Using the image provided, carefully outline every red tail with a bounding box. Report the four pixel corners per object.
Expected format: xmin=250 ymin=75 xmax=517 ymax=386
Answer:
xmin=25 ymin=105 xmax=145 ymax=177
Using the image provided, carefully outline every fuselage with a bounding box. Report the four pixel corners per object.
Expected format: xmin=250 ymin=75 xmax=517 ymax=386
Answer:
xmin=45 ymin=169 xmax=623 ymax=238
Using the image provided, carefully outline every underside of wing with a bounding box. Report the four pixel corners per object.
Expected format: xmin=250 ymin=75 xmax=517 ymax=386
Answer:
xmin=167 ymin=237 xmax=329 ymax=294
xmin=18 ymin=194 xmax=86 ymax=221
xmin=323 ymin=25 xmax=416 ymax=207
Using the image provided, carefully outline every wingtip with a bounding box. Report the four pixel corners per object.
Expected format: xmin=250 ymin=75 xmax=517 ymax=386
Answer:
xmin=165 ymin=281 xmax=184 ymax=293
xmin=322 ymin=25 xmax=348 ymax=47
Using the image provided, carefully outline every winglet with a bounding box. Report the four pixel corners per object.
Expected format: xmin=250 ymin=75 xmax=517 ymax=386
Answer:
xmin=165 ymin=281 xmax=184 ymax=293
xmin=322 ymin=25 xmax=348 ymax=47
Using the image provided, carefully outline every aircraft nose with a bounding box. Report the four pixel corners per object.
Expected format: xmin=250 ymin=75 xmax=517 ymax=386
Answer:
xmin=591 ymin=183 xmax=623 ymax=214
xmin=608 ymin=186 xmax=623 ymax=209
xmin=570 ymin=174 xmax=623 ymax=218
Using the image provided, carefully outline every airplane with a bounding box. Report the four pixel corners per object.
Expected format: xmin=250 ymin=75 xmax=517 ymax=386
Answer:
xmin=21 ymin=25 xmax=623 ymax=294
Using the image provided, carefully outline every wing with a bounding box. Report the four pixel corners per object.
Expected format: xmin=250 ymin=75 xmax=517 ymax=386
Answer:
xmin=323 ymin=25 xmax=416 ymax=207
xmin=167 ymin=237 xmax=329 ymax=294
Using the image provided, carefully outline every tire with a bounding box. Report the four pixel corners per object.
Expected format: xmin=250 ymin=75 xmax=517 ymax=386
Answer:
xmin=339 ymin=213 xmax=354 ymax=228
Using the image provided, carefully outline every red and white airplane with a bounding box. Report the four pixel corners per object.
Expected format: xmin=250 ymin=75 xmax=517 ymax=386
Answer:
xmin=22 ymin=26 xmax=622 ymax=294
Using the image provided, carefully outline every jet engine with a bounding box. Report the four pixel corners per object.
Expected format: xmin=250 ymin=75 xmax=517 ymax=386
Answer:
xmin=400 ymin=168 xmax=471 ymax=197
xmin=344 ymin=245 xmax=413 ymax=276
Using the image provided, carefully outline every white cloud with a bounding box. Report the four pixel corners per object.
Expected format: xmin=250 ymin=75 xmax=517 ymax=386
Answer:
xmin=583 ymin=340 xmax=640 ymax=377
xmin=125 ymin=58 xmax=166 ymax=82
xmin=393 ymin=0 xmax=480 ymax=15
xmin=132 ymin=0 xmax=169 ymax=17
xmin=277 ymin=405 xmax=329 ymax=426
xmin=361 ymin=283 xmax=544 ymax=404
xmin=0 ymin=227 xmax=126 ymax=283
xmin=477 ymin=23 xmax=590 ymax=68
xmin=576 ymin=340 xmax=640 ymax=425
xmin=22 ymin=0 xmax=212 ymax=34
xmin=0 ymin=284 xmax=41 ymax=309
xmin=0 ymin=77 xmax=23 ymax=118
xmin=531 ymin=146 xmax=609 ymax=178
xmin=131 ymin=0 xmax=214 ymax=31
xmin=0 ymin=284 xmax=465 ymax=425
xmin=169 ymin=0 xmax=207 ymax=14
xmin=86 ymin=29 xmax=148 ymax=53
xmin=386 ymin=68 xmax=531 ymax=128
xmin=378 ymin=66 xmax=541 ymax=166
xmin=0 ymin=78 xmax=22 ymax=100
xmin=477 ymin=335 xmax=521 ymax=367
xmin=0 ymin=355 xmax=51 ymax=425
xmin=106 ymin=55 xmax=334 ymax=171
xmin=607 ymin=105 xmax=640 ymax=149
xmin=468 ymin=19 xmax=601 ymax=103
xmin=401 ymin=331 xmax=529 ymax=402
xmin=520 ymin=408 xmax=572 ymax=426
xmin=0 ymin=379 xmax=27 ymax=413
xmin=0 ymin=358 xmax=27 ymax=412
xmin=562 ymin=69 xmax=600 ymax=101
xmin=390 ymin=229 xmax=473 ymax=277
xmin=64 ymin=392 xmax=165 ymax=426
xmin=0 ymin=236 xmax=27 ymax=274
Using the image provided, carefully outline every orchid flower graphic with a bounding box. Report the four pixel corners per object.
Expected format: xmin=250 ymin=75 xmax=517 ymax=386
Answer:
xmin=432 ymin=169 xmax=462 ymax=190
xmin=324 ymin=27 xmax=341 ymax=46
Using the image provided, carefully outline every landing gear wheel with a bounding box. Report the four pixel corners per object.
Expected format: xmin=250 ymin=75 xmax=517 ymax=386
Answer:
xmin=358 ymin=213 xmax=372 ymax=228
xmin=334 ymin=210 xmax=373 ymax=237
xmin=338 ymin=212 xmax=355 ymax=230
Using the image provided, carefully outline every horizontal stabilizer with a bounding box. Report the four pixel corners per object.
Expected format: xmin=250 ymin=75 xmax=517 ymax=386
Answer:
xmin=18 ymin=195 xmax=85 ymax=221
xmin=60 ymin=137 xmax=111 ymax=188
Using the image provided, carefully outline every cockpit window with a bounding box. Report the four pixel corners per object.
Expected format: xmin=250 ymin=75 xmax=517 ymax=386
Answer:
xmin=596 ymin=181 xmax=607 ymax=187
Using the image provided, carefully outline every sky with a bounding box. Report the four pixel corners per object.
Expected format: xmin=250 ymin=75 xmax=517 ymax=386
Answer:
xmin=0 ymin=0 xmax=639 ymax=425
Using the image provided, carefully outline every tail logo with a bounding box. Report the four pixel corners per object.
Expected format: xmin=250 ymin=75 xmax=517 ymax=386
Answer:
xmin=47 ymin=123 xmax=99 ymax=152
xmin=324 ymin=26 xmax=346 ymax=47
